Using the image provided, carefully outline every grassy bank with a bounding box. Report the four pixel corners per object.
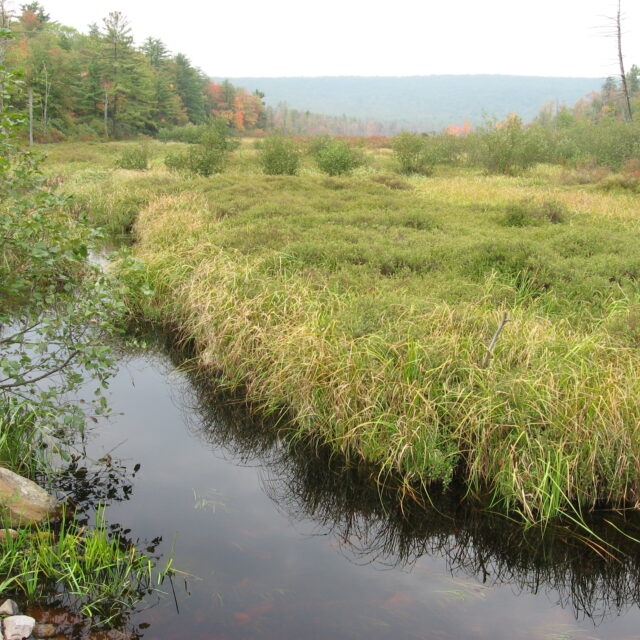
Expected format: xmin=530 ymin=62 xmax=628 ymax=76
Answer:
xmin=46 ymin=140 xmax=640 ymax=523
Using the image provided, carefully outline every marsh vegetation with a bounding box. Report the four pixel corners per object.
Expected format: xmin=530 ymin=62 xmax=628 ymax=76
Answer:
xmin=41 ymin=132 xmax=640 ymax=525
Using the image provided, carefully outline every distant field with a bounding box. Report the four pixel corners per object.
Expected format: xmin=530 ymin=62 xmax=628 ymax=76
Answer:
xmin=45 ymin=140 xmax=640 ymax=522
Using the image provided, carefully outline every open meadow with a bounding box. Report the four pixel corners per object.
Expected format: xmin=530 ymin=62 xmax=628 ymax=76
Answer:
xmin=44 ymin=138 xmax=640 ymax=523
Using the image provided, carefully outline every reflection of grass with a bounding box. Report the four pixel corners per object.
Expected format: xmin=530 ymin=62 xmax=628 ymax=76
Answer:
xmin=48 ymin=141 xmax=640 ymax=524
xmin=193 ymin=488 xmax=229 ymax=513
xmin=434 ymin=576 xmax=489 ymax=602
xmin=434 ymin=589 xmax=467 ymax=601
xmin=540 ymin=624 xmax=599 ymax=640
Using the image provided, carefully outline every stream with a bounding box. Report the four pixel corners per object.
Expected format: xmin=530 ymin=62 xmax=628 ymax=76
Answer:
xmin=48 ymin=342 xmax=640 ymax=640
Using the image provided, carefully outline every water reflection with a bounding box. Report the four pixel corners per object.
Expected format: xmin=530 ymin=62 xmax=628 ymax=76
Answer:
xmin=174 ymin=360 xmax=640 ymax=627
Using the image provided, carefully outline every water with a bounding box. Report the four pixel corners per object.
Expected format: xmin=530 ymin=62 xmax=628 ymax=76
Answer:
xmin=48 ymin=345 xmax=640 ymax=640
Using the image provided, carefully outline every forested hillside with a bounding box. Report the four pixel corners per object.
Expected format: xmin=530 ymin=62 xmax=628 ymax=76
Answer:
xmin=221 ymin=75 xmax=605 ymax=131
xmin=4 ymin=3 xmax=638 ymax=139
xmin=4 ymin=3 xmax=266 ymax=140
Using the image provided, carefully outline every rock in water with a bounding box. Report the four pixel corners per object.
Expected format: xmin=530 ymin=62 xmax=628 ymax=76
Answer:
xmin=3 ymin=615 xmax=35 ymax=640
xmin=0 ymin=599 xmax=19 ymax=615
xmin=0 ymin=467 xmax=60 ymax=526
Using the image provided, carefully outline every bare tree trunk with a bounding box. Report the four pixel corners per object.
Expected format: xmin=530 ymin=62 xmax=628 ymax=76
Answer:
xmin=0 ymin=0 xmax=9 ymax=112
xmin=28 ymin=87 xmax=33 ymax=145
xmin=617 ymin=0 xmax=633 ymax=121
xmin=42 ymin=64 xmax=50 ymax=131
xmin=104 ymin=90 xmax=109 ymax=138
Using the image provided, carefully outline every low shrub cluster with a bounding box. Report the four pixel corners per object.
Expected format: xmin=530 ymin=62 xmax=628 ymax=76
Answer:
xmin=164 ymin=121 xmax=238 ymax=177
xmin=502 ymin=198 xmax=569 ymax=227
xmin=311 ymin=138 xmax=365 ymax=176
xmin=468 ymin=115 xmax=549 ymax=175
xmin=258 ymin=136 xmax=301 ymax=175
xmin=115 ymin=145 xmax=149 ymax=170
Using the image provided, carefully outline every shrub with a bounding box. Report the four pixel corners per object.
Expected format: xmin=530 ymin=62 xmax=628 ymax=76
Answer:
xmin=307 ymin=134 xmax=332 ymax=157
xmin=115 ymin=145 xmax=149 ymax=170
xmin=157 ymin=124 xmax=209 ymax=144
xmin=563 ymin=120 xmax=640 ymax=170
xmin=165 ymin=146 xmax=226 ymax=177
xmin=392 ymin=132 xmax=441 ymax=175
xmin=163 ymin=120 xmax=236 ymax=177
xmin=558 ymin=163 xmax=609 ymax=185
xmin=259 ymin=136 xmax=301 ymax=175
xmin=596 ymin=173 xmax=640 ymax=193
xmin=470 ymin=115 xmax=548 ymax=175
xmin=315 ymin=139 xmax=365 ymax=176
xmin=157 ymin=120 xmax=240 ymax=150
xmin=502 ymin=198 xmax=569 ymax=227
xmin=200 ymin=120 xmax=240 ymax=153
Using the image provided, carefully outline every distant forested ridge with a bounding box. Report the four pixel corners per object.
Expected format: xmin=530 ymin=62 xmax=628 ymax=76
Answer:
xmin=4 ymin=4 xmax=266 ymax=140
xmin=216 ymin=75 xmax=605 ymax=132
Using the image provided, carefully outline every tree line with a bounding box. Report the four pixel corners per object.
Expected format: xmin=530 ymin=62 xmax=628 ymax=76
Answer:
xmin=4 ymin=2 xmax=266 ymax=140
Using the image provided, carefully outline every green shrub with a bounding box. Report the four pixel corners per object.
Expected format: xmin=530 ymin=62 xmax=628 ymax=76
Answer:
xmin=200 ymin=120 xmax=240 ymax=153
xmin=163 ymin=121 xmax=236 ymax=177
xmin=259 ymin=136 xmax=301 ymax=175
xmin=470 ymin=116 xmax=548 ymax=175
xmin=115 ymin=145 xmax=149 ymax=170
xmin=502 ymin=198 xmax=569 ymax=227
xmin=596 ymin=173 xmax=640 ymax=193
xmin=165 ymin=146 xmax=226 ymax=177
xmin=392 ymin=132 xmax=440 ymax=175
xmin=157 ymin=124 xmax=209 ymax=144
xmin=565 ymin=121 xmax=640 ymax=170
xmin=307 ymin=134 xmax=332 ymax=157
xmin=157 ymin=120 xmax=240 ymax=150
xmin=314 ymin=139 xmax=365 ymax=176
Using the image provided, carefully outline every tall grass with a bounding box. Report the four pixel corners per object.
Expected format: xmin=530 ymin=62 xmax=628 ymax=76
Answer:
xmin=45 ymin=141 xmax=640 ymax=524
xmin=0 ymin=507 xmax=164 ymax=624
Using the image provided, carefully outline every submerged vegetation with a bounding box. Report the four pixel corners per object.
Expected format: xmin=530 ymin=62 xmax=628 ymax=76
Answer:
xmin=40 ymin=131 xmax=640 ymax=526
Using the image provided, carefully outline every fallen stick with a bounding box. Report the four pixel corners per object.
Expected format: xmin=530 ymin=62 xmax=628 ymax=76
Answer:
xmin=481 ymin=312 xmax=510 ymax=369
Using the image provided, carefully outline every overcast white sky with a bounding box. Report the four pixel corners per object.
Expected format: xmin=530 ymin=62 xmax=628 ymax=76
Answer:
xmin=14 ymin=0 xmax=640 ymax=78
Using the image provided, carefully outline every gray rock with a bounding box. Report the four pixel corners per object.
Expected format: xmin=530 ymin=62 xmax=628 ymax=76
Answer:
xmin=3 ymin=615 xmax=35 ymax=640
xmin=32 ymin=623 xmax=57 ymax=638
xmin=0 ymin=600 xmax=19 ymax=615
xmin=0 ymin=467 xmax=60 ymax=526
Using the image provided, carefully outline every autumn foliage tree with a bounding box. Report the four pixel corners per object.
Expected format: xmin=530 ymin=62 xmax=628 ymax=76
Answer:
xmin=4 ymin=6 xmax=265 ymax=139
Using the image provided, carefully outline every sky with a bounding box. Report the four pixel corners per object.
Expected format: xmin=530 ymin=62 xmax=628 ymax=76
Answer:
xmin=12 ymin=0 xmax=640 ymax=78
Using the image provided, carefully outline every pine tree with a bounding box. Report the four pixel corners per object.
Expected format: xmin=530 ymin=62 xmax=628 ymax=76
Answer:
xmin=174 ymin=53 xmax=206 ymax=124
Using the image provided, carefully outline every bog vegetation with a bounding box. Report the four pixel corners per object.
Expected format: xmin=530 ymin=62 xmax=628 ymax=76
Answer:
xmin=5 ymin=1 xmax=640 ymax=534
xmin=33 ymin=112 xmax=637 ymax=526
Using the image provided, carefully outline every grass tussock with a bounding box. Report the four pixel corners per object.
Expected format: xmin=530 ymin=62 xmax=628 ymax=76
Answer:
xmin=45 ymin=141 xmax=640 ymax=524
xmin=0 ymin=508 xmax=157 ymax=623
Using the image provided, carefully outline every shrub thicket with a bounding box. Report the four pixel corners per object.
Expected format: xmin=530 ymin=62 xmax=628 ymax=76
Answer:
xmin=259 ymin=136 xmax=301 ymax=175
xmin=164 ymin=121 xmax=237 ymax=176
xmin=116 ymin=145 xmax=149 ymax=170
xmin=469 ymin=116 xmax=549 ymax=175
xmin=314 ymin=139 xmax=365 ymax=176
xmin=392 ymin=132 xmax=452 ymax=175
xmin=502 ymin=198 xmax=569 ymax=227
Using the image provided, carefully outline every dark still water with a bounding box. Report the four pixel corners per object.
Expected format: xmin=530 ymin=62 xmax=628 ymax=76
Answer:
xmin=66 ymin=347 xmax=640 ymax=640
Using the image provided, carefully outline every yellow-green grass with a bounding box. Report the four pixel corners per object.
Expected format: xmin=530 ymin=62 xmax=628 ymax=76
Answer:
xmin=44 ymin=141 xmax=640 ymax=523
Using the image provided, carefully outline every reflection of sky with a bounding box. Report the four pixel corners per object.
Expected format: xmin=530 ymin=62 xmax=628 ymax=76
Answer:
xmin=79 ymin=352 xmax=640 ymax=640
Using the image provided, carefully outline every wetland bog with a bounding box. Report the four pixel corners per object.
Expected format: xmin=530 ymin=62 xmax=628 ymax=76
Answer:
xmin=45 ymin=139 xmax=640 ymax=523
